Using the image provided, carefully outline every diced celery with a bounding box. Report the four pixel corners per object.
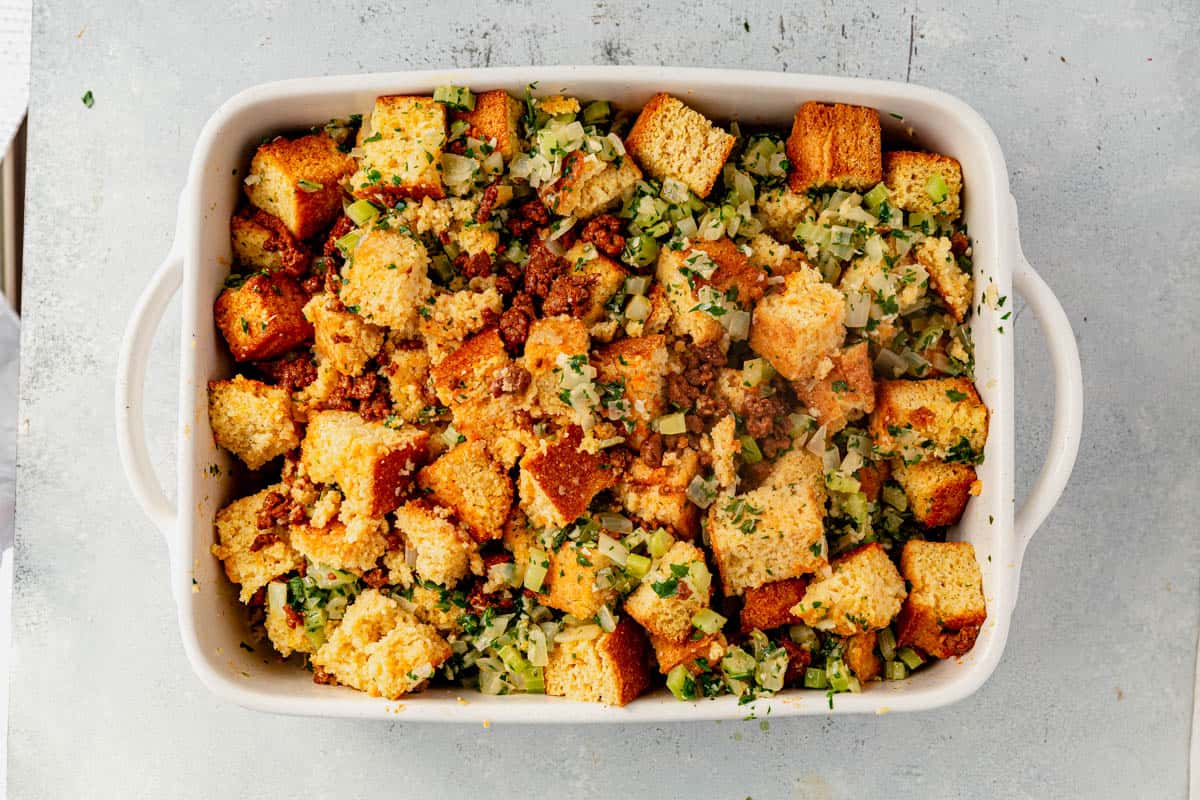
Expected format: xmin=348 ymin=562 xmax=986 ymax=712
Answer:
xmin=803 ymin=667 xmax=828 ymax=689
xmin=497 ymin=643 xmax=529 ymax=673
xmin=908 ymin=211 xmax=932 ymax=232
xmin=884 ymin=660 xmax=909 ymax=681
xmin=666 ymin=664 xmax=696 ymax=700
xmin=881 ymin=485 xmax=908 ymax=511
xmin=582 ymin=100 xmax=611 ymax=125
xmin=825 ymin=472 xmax=860 ymax=494
xmin=621 ymin=233 xmax=659 ymax=267
xmin=346 ymin=198 xmax=381 ymax=226
xmin=925 ymin=172 xmax=949 ymax=203
xmin=654 ymin=412 xmax=687 ymax=435
xmin=433 ymin=85 xmax=475 ymax=112
xmin=788 ymin=624 xmax=819 ymax=651
xmin=691 ymin=608 xmax=727 ymax=635
xmin=624 ymin=553 xmax=652 ymax=580
xmin=827 ymin=658 xmax=851 ymax=692
xmin=878 ymin=628 xmax=898 ymax=661
xmin=648 ymin=528 xmax=674 ymax=559
xmin=334 ymin=230 xmax=362 ymax=256
xmin=741 ymin=358 xmax=776 ymax=387
xmin=863 ymin=182 xmax=890 ymax=210
xmin=523 ymin=549 xmax=549 ymax=592
xmin=520 ymin=665 xmax=546 ymax=693
xmin=897 ymin=646 xmax=925 ymax=671
xmin=643 ymin=219 xmax=671 ymax=238
xmin=739 ymin=435 xmax=763 ymax=465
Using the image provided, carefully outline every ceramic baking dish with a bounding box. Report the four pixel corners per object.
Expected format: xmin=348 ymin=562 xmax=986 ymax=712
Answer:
xmin=116 ymin=66 xmax=1082 ymax=722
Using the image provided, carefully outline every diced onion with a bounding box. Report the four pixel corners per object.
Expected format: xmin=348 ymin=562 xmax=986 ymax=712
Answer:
xmin=597 ymin=513 xmax=634 ymax=535
xmin=596 ymin=533 xmax=628 ymax=565
xmin=725 ymin=309 xmax=751 ymax=341
xmin=686 ymin=475 xmax=719 ymax=509
xmin=874 ymin=348 xmax=908 ymax=378
xmin=596 ymin=605 xmax=618 ymax=633
xmin=547 ymin=215 xmax=577 ymax=241
xmin=624 ymin=276 xmax=651 ymax=296
xmin=845 ymin=291 xmax=871 ymax=328
xmin=805 ymin=425 xmax=828 ymax=456
xmin=555 ymin=624 xmax=603 ymax=643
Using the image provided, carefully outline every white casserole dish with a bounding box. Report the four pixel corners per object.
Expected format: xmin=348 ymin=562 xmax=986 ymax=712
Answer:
xmin=116 ymin=66 xmax=1083 ymax=722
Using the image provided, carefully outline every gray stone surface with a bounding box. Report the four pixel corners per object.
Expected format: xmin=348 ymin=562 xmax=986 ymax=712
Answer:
xmin=9 ymin=1 xmax=1199 ymax=797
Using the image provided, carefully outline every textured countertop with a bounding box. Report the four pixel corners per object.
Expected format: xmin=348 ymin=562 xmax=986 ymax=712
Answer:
xmin=10 ymin=1 xmax=1199 ymax=797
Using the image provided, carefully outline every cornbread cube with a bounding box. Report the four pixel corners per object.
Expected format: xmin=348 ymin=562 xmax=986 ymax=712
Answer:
xmin=244 ymin=133 xmax=356 ymax=239
xmin=522 ymin=316 xmax=590 ymax=420
xmin=289 ymin=517 xmax=389 ymax=575
xmin=381 ymin=338 xmax=432 ymax=424
xmin=544 ymin=617 xmax=650 ymax=706
xmin=409 ymin=583 xmax=467 ymax=635
xmin=207 ymin=375 xmax=300 ymax=470
xmin=649 ymin=632 xmax=727 ymax=675
xmin=748 ymin=268 xmax=846 ymax=381
xmin=340 ymin=228 xmax=434 ymax=334
xmin=759 ymin=446 xmax=827 ymax=505
xmin=657 ymin=238 xmax=767 ymax=348
xmin=432 ymin=327 xmax=511 ymax=406
xmin=560 ymin=241 xmax=631 ymax=325
xmin=883 ymin=150 xmax=963 ymax=219
xmin=707 ymin=482 xmax=827 ymax=596
xmin=452 ymin=89 xmax=524 ymax=160
xmin=739 ymin=577 xmax=808 ymax=633
xmin=265 ymin=583 xmax=315 ymax=657
xmin=300 ymin=410 xmax=430 ymax=519
xmin=500 ymin=507 xmax=537 ymax=565
xmin=393 ymin=499 xmax=481 ymax=586
xmin=791 ymin=542 xmax=906 ymax=635
xmin=623 ymin=282 xmax=673 ymax=338
xmin=541 ymin=150 xmax=643 ymax=218
xmin=745 ymin=232 xmax=810 ymax=276
xmin=793 ymin=341 xmax=875 ymax=434
xmin=616 ymin=448 xmax=701 ymax=539
xmin=302 ymin=293 xmax=385 ymax=377
xmin=855 ymin=459 xmax=891 ymax=503
xmin=230 ymin=209 xmax=310 ymax=276
xmin=518 ymin=426 xmax=621 ymax=529
xmin=755 ymin=187 xmax=816 ymax=241
xmin=624 ymin=541 xmax=711 ymax=643
xmin=785 ymin=101 xmax=882 ymax=193
xmin=352 ymin=95 xmax=447 ymax=205
xmin=539 ymin=541 xmax=617 ymax=620
xmin=418 ymin=440 xmax=513 ymax=542
xmin=915 ymin=235 xmax=972 ymax=322
xmin=591 ymin=333 xmax=668 ymax=447
xmin=869 ymin=378 xmax=989 ymax=462
xmin=214 ymin=273 xmax=313 ymax=362
xmin=625 ymin=92 xmax=735 ymax=197
xmin=896 ymin=539 xmax=987 ymax=658
xmin=418 ymin=284 xmax=505 ymax=366
xmin=894 ymin=459 xmax=977 ymax=528
xmin=211 ymin=486 xmax=303 ymax=603
xmin=713 ymin=368 xmax=764 ymax=419
xmin=311 ymin=589 xmax=452 ymax=699
xmin=843 ymin=630 xmax=882 ymax=682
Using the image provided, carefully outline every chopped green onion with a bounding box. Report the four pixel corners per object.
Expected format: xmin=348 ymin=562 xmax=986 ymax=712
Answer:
xmin=335 ymin=230 xmax=362 ymax=256
xmin=433 ymin=85 xmax=476 ymax=112
xmin=648 ymin=529 xmax=674 ymax=559
xmin=624 ymin=553 xmax=652 ymax=580
xmin=523 ymin=549 xmax=549 ymax=592
xmin=691 ymin=608 xmax=727 ymax=635
xmin=582 ymin=100 xmax=611 ymax=125
xmin=878 ymin=627 xmax=898 ymax=661
xmin=739 ymin=435 xmax=763 ymax=465
xmin=346 ymin=198 xmax=381 ymax=226
xmin=884 ymin=660 xmax=909 ymax=681
xmin=897 ymin=646 xmax=925 ymax=671
xmin=666 ymin=664 xmax=696 ymax=700
xmin=741 ymin=358 xmax=776 ymax=387
xmin=803 ymin=667 xmax=828 ymax=689
xmin=925 ymin=173 xmax=949 ymax=203
xmin=653 ymin=412 xmax=687 ymax=436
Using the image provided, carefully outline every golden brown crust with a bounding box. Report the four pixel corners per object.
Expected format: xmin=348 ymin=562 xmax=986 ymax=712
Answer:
xmin=418 ymin=440 xmax=512 ymax=542
xmin=214 ymin=273 xmax=313 ymax=362
xmin=649 ymin=632 xmax=727 ymax=675
xmin=843 ymin=630 xmax=882 ymax=681
xmin=786 ymin=101 xmax=882 ymax=193
xmin=625 ymin=92 xmax=735 ymax=198
xmin=230 ymin=208 xmax=311 ymax=276
xmin=896 ymin=540 xmax=986 ymax=658
xmin=597 ymin=617 xmax=652 ymax=706
xmin=883 ymin=150 xmax=963 ymax=219
xmin=453 ymin=89 xmax=524 ymax=161
xmin=894 ymin=459 xmax=977 ymax=528
xmin=794 ymin=341 xmax=875 ymax=434
xmin=519 ymin=426 xmax=620 ymax=528
xmin=869 ymin=377 xmax=989 ymax=460
xmin=246 ymin=133 xmax=356 ymax=240
xmin=739 ymin=577 xmax=808 ymax=633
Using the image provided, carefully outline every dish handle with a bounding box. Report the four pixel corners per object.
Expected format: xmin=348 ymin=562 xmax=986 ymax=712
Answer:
xmin=1010 ymin=198 xmax=1084 ymax=566
xmin=115 ymin=243 xmax=183 ymax=539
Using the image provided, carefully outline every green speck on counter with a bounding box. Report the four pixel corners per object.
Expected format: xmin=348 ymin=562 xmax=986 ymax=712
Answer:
xmin=81 ymin=90 xmax=94 ymax=108
xmin=759 ymin=720 xmax=769 ymax=731
xmin=743 ymin=19 xmax=750 ymax=32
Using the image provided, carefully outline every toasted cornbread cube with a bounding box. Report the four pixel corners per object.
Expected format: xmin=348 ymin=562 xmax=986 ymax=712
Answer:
xmin=340 ymin=228 xmax=434 ymax=334
xmin=793 ymin=341 xmax=875 ymax=434
xmin=230 ymin=209 xmax=310 ymax=276
xmin=393 ymin=499 xmax=481 ymax=586
xmin=749 ymin=268 xmax=846 ymax=381
xmin=855 ymin=459 xmax=891 ymax=503
xmin=707 ymin=482 xmax=827 ymax=596
xmin=302 ymin=293 xmax=385 ymax=377
xmin=521 ymin=316 xmax=590 ymax=420
xmin=894 ymin=459 xmax=977 ymax=528
xmin=883 ymin=150 xmax=963 ymax=219
xmin=896 ymin=539 xmax=987 ymax=658
xmin=623 ymin=282 xmax=673 ymax=338
xmin=649 ymin=632 xmax=727 ymax=675
xmin=300 ymin=410 xmax=429 ymax=519
xmin=452 ymin=89 xmax=524 ymax=160
xmin=418 ymin=284 xmax=505 ymax=365
xmin=786 ymin=101 xmax=882 ymax=193
xmin=541 ymin=150 xmax=643 ymax=218
xmin=755 ymin=187 xmax=816 ymax=241
xmin=211 ymin=486 xmax=303 ymax=603
xmin=869 ymin=378 xmax=989 ymax=462
xmin=760 ymin=448 xmax=827 ymax=505
xmin=215 ymin=273 xmax=313 ymax=362
xmin=706 ymin=414 xmax=740 ymax=493
xmin=843 ymin=630 xmax=882 ymax=682
xmin=539 ymin=541 xmax=617 ymax=619
xmin=617 ymin=448 xmax=701 ymax=539
xmin=353 ymin=95 xmax=446 ymax=205
xmin=792 ymin=542 xmax=906 ymax=635
xmin=560 ymin=241 xmax=631 ymax=325
xmin=418 ymin=440 xmax=512 ymax=542
xmin=746 ymin=232 xmax=810 ymax=276
xmin=311 ymin=589 xmax=451 ymax=699
xmin=381 ymin=338 xmax=432 ymax=423
xmin=591 ymin=334 xmax=668 ymax=447
xmin=265 ymin=583 xmax=315 ymax=657
xmin=915 ymin=235 xmax=972 ymax=322
xmin=657 ymin=238 xmax=766 ymax=348
xmin=207 ymin=376 xmax=299 ymax=471
xmin=518 ymin=426 xmax=620 ymax=529
xmin=289 ymin=517 xmax=389 ymax=575
xmin=244 ymin=133 xmax=356 ymax=240
xmin=409 ymin=583 xmax=467 ymax=635
xmin=623 ymin=541 xmax=712 ymax=643
xmin=432 ymin=328 xmax=511 ymax=407
xmin=625 ymin=93 xmax=735 ymax=197
xmin=544 ymin=618 xmax=650 ymax=706
xmin=739 ymin=577 xmax=808 ymax=633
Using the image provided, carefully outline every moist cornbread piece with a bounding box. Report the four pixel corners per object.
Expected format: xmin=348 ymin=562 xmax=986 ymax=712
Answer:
xmin=591 ymin=334 xmax=668 ymax=448
xmin=518 ymin=426 xmax=620 ymax=530
xmin=381 ymin=338 xmax=432 ymax=424
xmin=895 ymin=539 xmax=987 ymax=659
xmin=302 ymin=293 xmax=386 ymax=377
xmin=843 ymin=630 xmax=882 ymax=681
xmin=709 ymin=415 xmax=740 ymax=492
xmin=793 ymin=341 xmax=875 ymax=434
xmin=230 ymin=208 xmax=310 ymax=276
xmin=541 ymin=150 xmax=643 ymax=218
xmin=656 ymin=238 xmax=767 ymax=348
xmin=352 ymin=95 xmax=446 ymax=205
xmin=521 ymin=316 xmax=591 ymax=420
xmin=893 ymin=459 xmax=977 ymax=528
xmin=755 ymin=187 xmax=816 ymax=241
xmin=791 ymin=542 xmax=906 ymax=635
xmin=869 ymin=377 xmax=988 ymax=462
xmin=625 ymin=93 xmax=735 ymax=198
xmin=616 ymin=448 xmax=702 ymax=539
xmin=418 ymin=440 xmax=512 ymax=542
xmin=340 ymin=228 xmax=434 ymax=335
xmin=745 ymin=232 xmax=811 ymax=277
xmin=215 ymin=273 xmax=313 ymax=362
xmin=786 ymin=101 xmax=882 ymax=193
xmin=311 ymin=589 xmax=452 ymax=699
xmin=739 ymin=577 xmax=809 ymax=633
xmin=707 ymin=481 xmax=827 ymax=596
xmin=418 ymin=285 xmax=505 ymax=366
xmin=393 ymin=499 xmax=481 ymax=586
xmin=748 ymin=267 xmax=846 ymax=381
xmin=623 ymin=541 xmax=712 ymax=643
xmin=300 ymin=410 xmax=429 ymax=519
xmin=560 ymin=241 xmax=631 ymax=325
xmin=649 ymin=632 xmax=728 ymax=675
xmin=452 ymin=89 xmax=524 ymax=161
xmin=759 ymin=448 xmax=828 ymax=505
xmin=289 ymin=518 xmax=389 ymax=575
xmin=544 ymin=618 xmax=650 ymax=706
xmin=264 ymin=583 xmax=316 ymax=657
xmin=207 ymin=375 xmax=300 ymax=470
xmin=883 ymin=150 xmax=963 ymax=219
xmin=211 ymin=486 xmax=303 ymax=603
xmin=538 ymin=541 xmax=617 ymax=620
xmin=244 ymin=133 xmax=356 ymax=239
xmin=915 ymin=235 xmax=973 ymax=322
